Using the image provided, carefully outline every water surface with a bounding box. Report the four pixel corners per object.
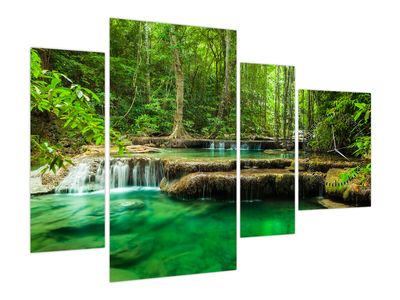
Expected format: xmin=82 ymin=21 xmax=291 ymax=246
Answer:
xmin=241 ymin=199 xmax=295 ymax=237
xmin=31 ymin=192 xmax=105 ymax=252
xmin=119 ymin=148 xmax=293 ymax=160
xmin=110 ymin=187 xmax=236 ymax=281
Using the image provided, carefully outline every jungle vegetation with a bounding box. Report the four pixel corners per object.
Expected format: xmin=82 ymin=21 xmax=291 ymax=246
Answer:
xmin=240 ymin=63 xmax=295 ymax=145
xmin=299 ymin=90 xmax=371 ymax=184
xmin=110 ymin=18 xmax=237 ymax=139
xmin=30 ymin=48 xmax=105 ymax=172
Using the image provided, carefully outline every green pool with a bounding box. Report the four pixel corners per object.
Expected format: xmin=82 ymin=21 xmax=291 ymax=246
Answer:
xmin=110 ymin=187 xmax=236 ymax=281
xmin=241 ymin=199 xmax=295 ymax=237
xmin=30 ymin=192 xmax=105 ymax=252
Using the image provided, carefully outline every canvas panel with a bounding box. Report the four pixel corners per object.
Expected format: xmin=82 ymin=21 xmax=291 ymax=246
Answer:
xmin=30 ymin=48 xmax=105 ymax=252
xmin=298 ymin=90 xmax=371 ymax=210
xmin=109 ymin=18 xmax=237 ymax=281
xmin=240 ymin=63 xmax=295 ymax=237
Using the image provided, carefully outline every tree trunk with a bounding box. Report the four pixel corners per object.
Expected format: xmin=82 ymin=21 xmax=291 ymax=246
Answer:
xmin=169 ymin=26 xmax=190 ymax=139
xmin=217 ymin=30 xmax=231 ymax=120
xmin=274 ymin=65 xmax=281 ymax=142
xmin=264 ymin=65 xmax=268 ymax=133
xmin=307 ymin=90 xmax=312 ymax=131
xmin=144 ymin=22 xmax=152 ymax=102
xmin=282 ymin=67 xmax=290 ymax=147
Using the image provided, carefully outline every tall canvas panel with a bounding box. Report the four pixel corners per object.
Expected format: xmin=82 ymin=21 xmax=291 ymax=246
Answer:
xmin=240 ymin=63 xmax=295 ymax=237
xmin=298 ymin=90 xmax=371 ymax=209
xmin=109 ymin=19 xmax=237 ymax=281
xmin=30 ymin=48 xmax=105 ymax=252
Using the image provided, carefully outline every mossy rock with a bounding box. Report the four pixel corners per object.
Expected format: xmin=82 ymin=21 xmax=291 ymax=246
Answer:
xmin=325 ymin=168 xmax=371 ymax=206
xmin=299 ymin=172 xmax=326 ymax=197
xmin=161 ymin=171 xmax=236 ymax=200
xmin=241 ymin=159 xmax=293 ymax=170
xmin=299 ymin=159 xmax=362 ymax=173
xmin=241 ymin=169 xmax=294 ymax=199
xmin=164 ymin=160 xmax=236 ymax=180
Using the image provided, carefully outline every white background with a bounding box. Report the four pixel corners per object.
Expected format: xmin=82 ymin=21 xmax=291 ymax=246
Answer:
xmin=1 ymin=0 xmax=399 ymax=299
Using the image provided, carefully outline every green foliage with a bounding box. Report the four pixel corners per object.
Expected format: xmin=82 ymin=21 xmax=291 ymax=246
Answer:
xmin=300 ymin=90 xmax=371 ymax=158
xmin=110 ymin=19 xmax=237 ymax=139
xmin=300 ymin=90 xmax=371 ymax=188
xmin=30 ymin=48 xmax=108 ymax=172
xmin=241 ymin=64 xmax=295 ymax=141
xmin=31 ymin=136 xmax=73 ymax=173
xmin=31 ymin=49 xmax=104 ymax=145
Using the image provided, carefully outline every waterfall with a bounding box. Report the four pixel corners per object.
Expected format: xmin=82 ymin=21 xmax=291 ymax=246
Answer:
xmin=218 ymin=142 xmax=225 ymax=151
xmin=110 ymin=158 xmax=164 ymax=188
xmin=208 ymin=142 xmax=215 ymax=150
xmin=55 ymin=159 xmax=104 ymax=194
xmin=110 ymin=160 xmax=130 ymax=188
xmin=241 ymin=143 xmax=249 ymax=150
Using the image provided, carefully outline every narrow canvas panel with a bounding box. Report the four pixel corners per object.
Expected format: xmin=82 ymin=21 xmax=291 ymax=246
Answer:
xmin=109 ymin=18 xmax=237 ymax=281
xmin=30 ymin=48 xmax=105 ymax=252
xmin=240 ymin=63 xmax=295 ymax=237
xmin=298 ymin=90 xmax=371 ymax=210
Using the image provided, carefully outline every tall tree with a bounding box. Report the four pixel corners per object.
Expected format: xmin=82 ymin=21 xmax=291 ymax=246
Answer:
xmin=274 ymin=65 xmax=281 ymax=141
xmin=144 ymin=22 xmax=152 ymax=102
xmin=169 ymin=25 xmax=190 ymax=139
xmin=282 ymin=67 xmax=289 ymax=146
xmin=217 ymin=30 xmax=232 ymax=120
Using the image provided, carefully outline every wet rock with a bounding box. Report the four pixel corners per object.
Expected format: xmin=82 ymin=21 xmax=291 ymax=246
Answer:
xmin=164 ymin=160 xmax=236 ymax=180
xmin=31 ymin=156 xmax=105 ymax=195
xmin=299 ymin=172 xmax=326 ymax=197
xmin=241 ymin=169 xmax=294 ymax=199
xmin=299 ymin=159 xmax=363 ymax=173
xmin=160 ymin=172 xmax=236 ymax=200
xmin=241 ymin=159 xmax=293 ymax=169
xmin=111 ymin=199 xmax=145 ymax=212
xmin=325 ymin=168 xmax=371 ymax=206
xmin=30 ymin=165 xmax=71 ymax=195
xmin=110 ymin=237 xmax=154 ymax=268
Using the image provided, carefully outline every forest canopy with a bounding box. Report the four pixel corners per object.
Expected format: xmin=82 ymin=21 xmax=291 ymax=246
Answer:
xmin=110 ymin=18 xmax=237 ymax=139
xmin=30 ymin=48 xmax=105 ymax=171
xmin=241 ymin=63 xmax=295 ymax=145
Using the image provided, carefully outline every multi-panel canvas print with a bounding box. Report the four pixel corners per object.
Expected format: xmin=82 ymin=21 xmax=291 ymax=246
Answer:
xmin=240 ymin=63 xmax=295 ymax=237
xmin=298 ymin=90 xmax=371 ymax=209
xmin=30 ymin=48 xmax=105 ymax=252
xmin=109 ymin=18 xmax=237 ymax=281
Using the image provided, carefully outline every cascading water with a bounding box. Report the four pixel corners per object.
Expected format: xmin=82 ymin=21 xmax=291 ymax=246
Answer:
xmin=241 ymin=143 xmax=249 ymax=150
xmin=55 ymin=159 xmax=104 ymax=194
xmin=110 ymin=160 xmax=130 ymax=188
xmin=110 ymin=158 xmax=164 ymax=189
xmin=218 ymin=142 xmax=225 ymax=151
xmin=208 ymin=142 xmax=215 ymax=150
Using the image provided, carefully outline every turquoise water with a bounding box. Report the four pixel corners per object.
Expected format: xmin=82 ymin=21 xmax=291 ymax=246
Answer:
xmin=110 ymin=187 xmax=236 ymax=281
xmin=31 ymin=192 xmax=105 ymax=252
xmin=120 ymin=148 xmax=293 ymax=160
xmin=241 ymin=199 xmax=295 ymax=237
